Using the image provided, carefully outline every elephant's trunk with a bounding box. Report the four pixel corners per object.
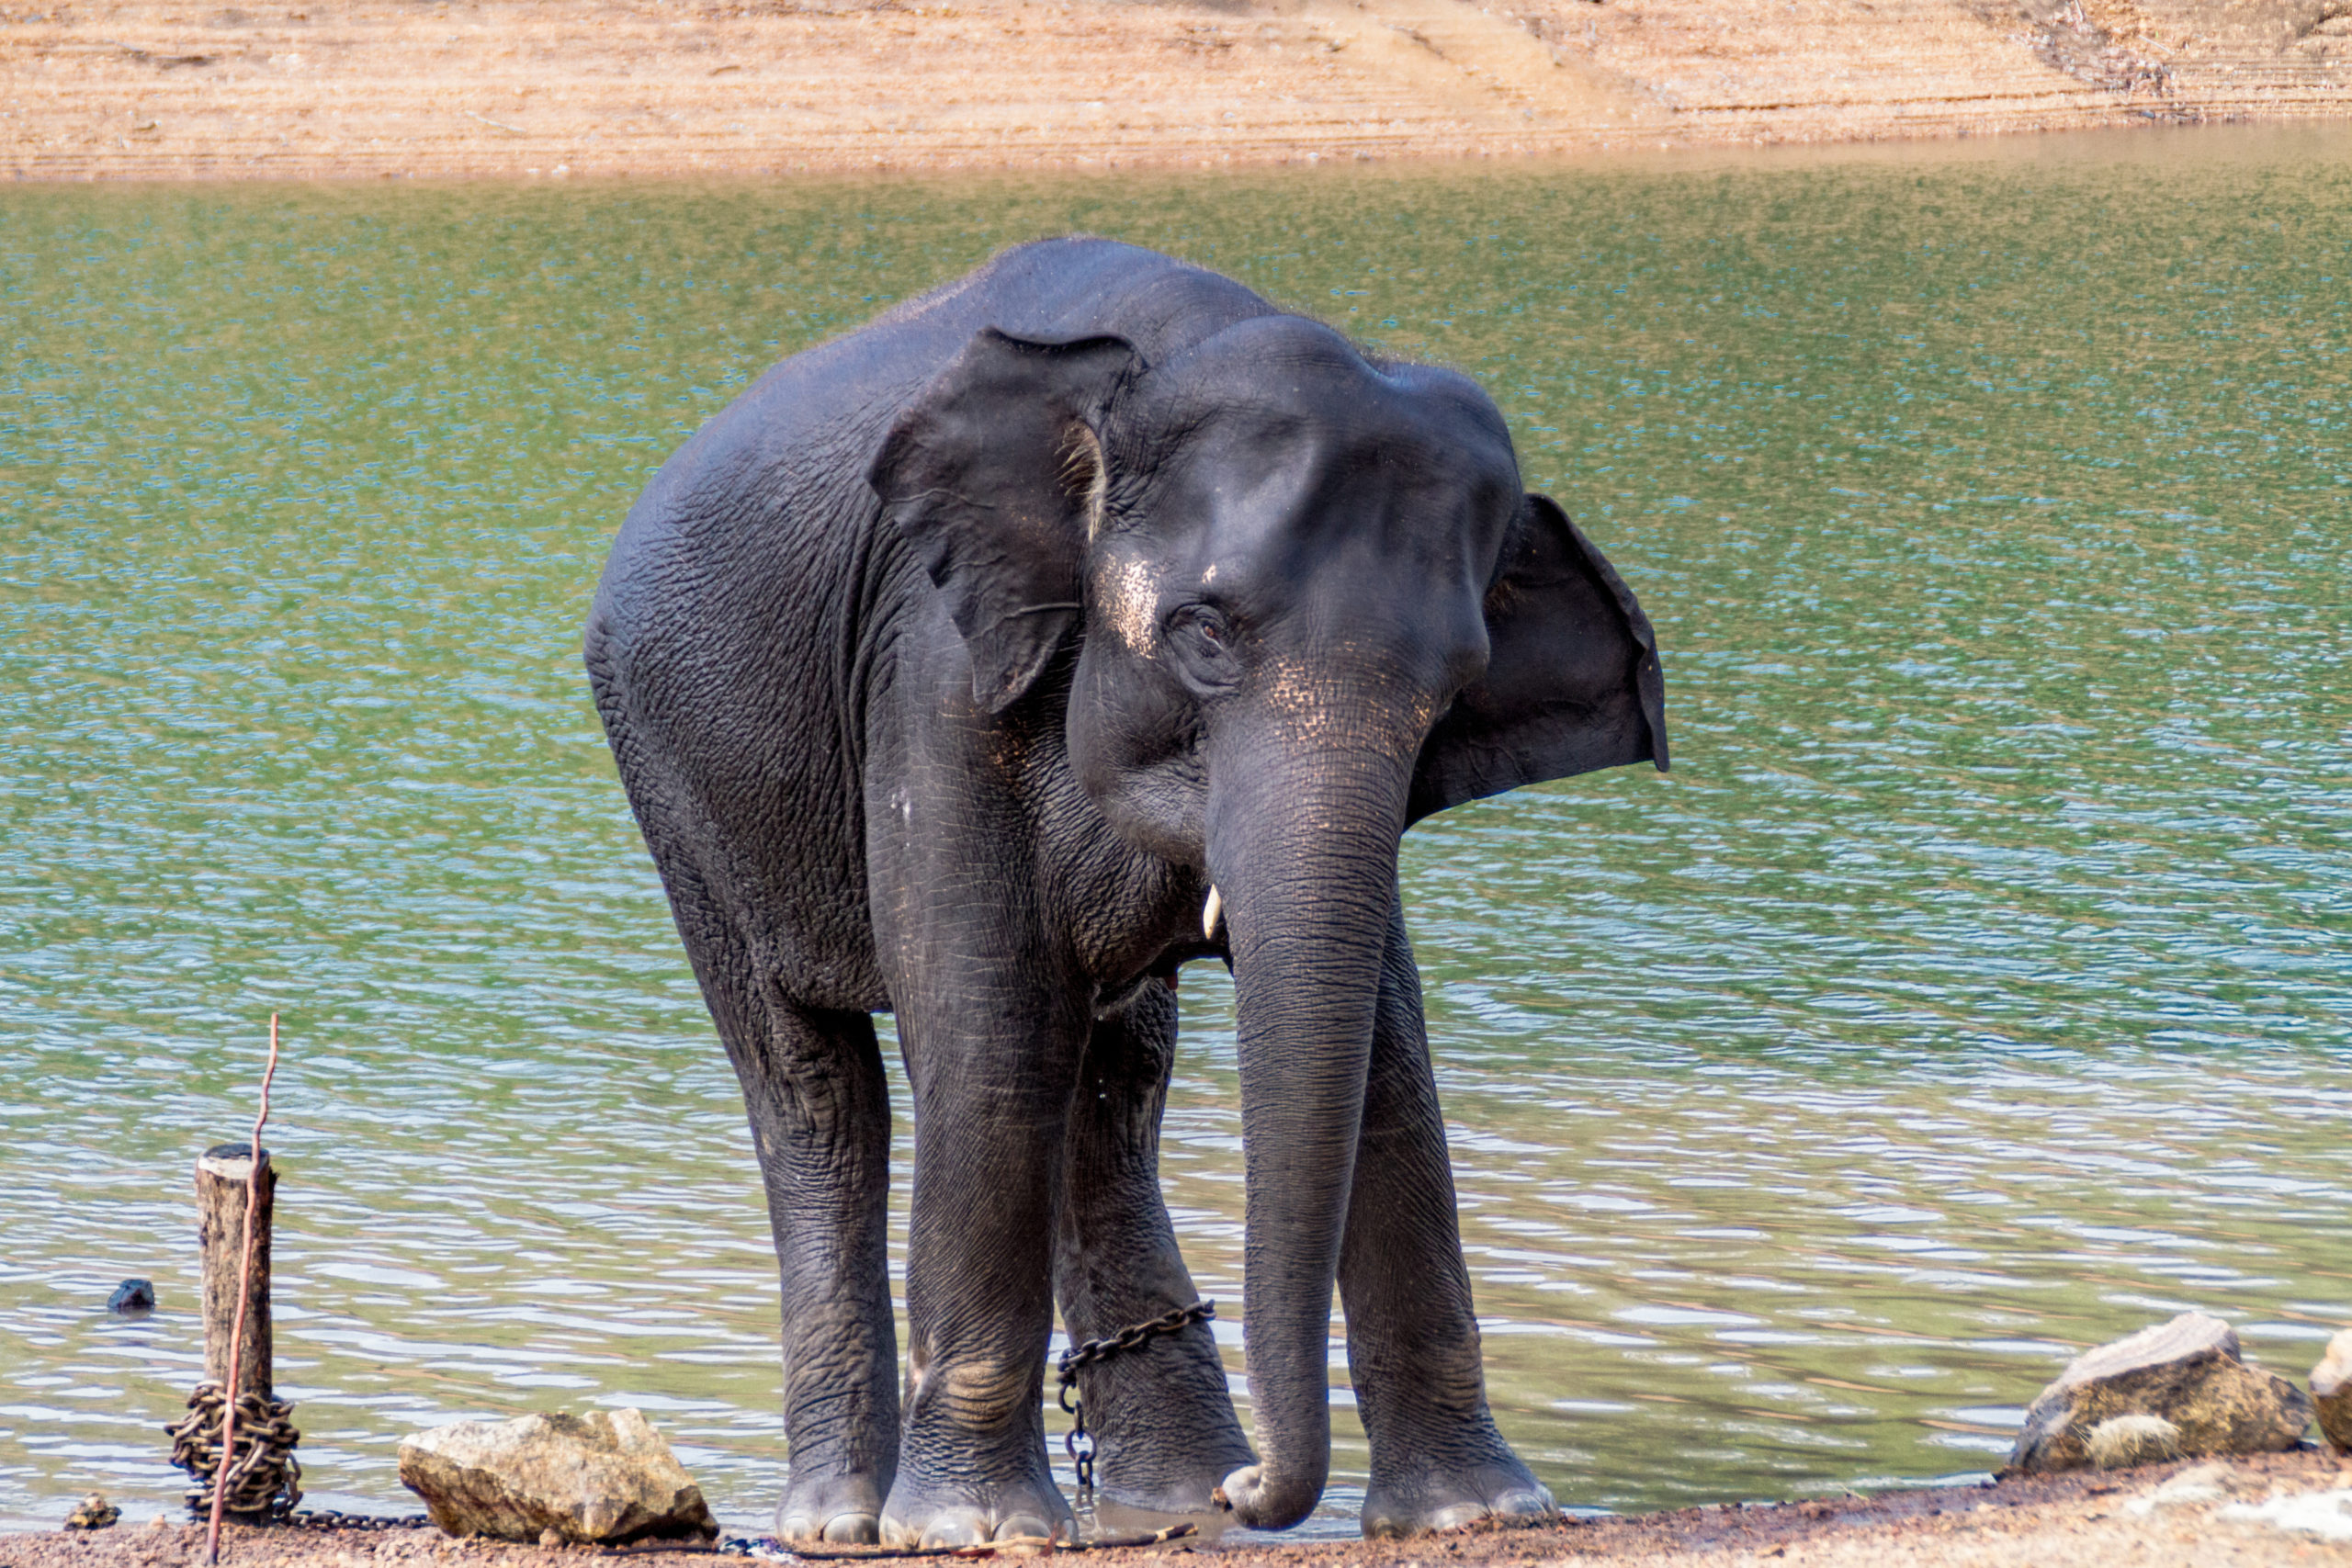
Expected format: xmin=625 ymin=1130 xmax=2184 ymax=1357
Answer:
xmin=1204 ymin=730 xmax=1412 ymax=1530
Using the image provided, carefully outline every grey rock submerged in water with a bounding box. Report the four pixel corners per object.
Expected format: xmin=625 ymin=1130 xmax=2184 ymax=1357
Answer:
xmin=397 ymin=1409 xmax=718 ymax=1545
xmin=2008 ymin=1312 xmax=2313 ymax=1474
xmin=2314 ymin=1328 xmax=2352 ymax=1455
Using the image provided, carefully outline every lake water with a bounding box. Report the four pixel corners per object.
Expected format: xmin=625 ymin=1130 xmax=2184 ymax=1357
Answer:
xmin=3 ymin=125 xmax=2347 ymax=1536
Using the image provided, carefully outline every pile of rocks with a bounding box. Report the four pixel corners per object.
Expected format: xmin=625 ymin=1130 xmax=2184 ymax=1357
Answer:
xmin=2007 ymin=1313 xmax=2351 ymax=1475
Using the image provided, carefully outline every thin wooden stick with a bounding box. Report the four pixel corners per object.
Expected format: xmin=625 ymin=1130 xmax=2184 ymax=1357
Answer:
xmin=206 ymin=1014 xmax=281 ymax=1567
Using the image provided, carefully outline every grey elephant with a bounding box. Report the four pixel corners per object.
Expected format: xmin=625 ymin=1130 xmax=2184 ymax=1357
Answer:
xmin=585 ymin=238 xmax=1667 ymax=1547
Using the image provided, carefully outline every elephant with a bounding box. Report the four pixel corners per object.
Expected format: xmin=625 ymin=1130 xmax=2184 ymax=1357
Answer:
xmin=583 ymin=237 xmax=1667 ymax=1548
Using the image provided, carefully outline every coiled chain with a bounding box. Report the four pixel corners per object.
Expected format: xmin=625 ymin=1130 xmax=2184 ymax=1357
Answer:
xmin=164 ymin=1381 xmax=303 ymax=1520
xmin=1055 ymin=1301 xmax=1215 ymax=1495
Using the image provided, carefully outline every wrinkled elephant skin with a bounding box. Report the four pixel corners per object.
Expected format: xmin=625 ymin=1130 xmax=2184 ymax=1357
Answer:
xmin=585 ymin=240 xmax=1668 ymax=1545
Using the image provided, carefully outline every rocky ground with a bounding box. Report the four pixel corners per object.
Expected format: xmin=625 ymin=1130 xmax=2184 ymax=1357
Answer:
xmin=7 ymin=1451 xmax=2352 ymax=1568
xmin=3 ymin=0 xmax=2350 ymax=182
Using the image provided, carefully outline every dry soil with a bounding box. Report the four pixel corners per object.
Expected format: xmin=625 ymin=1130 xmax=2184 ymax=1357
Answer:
xmin=7 ymin=1451 xmax=2352 ymax=1568
xmin=5 ymin=0 xmax=2352 ymax=181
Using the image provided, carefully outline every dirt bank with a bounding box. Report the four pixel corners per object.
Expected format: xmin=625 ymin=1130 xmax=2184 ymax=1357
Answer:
xmin=4 ymin=0 xmax=2350 ymax=182
xmin=8 ymin=1451 xmax=2352 ymax=1568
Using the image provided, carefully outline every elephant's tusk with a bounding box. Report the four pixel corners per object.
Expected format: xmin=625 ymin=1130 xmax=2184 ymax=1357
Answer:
xmin=1203 ymin=885 xmax=1224 ymax=941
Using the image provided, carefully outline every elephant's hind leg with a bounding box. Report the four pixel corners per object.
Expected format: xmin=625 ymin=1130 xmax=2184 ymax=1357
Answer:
xmin=736 ymin=998 xmax=901 ymax=1545
xmin=642 ymin=829 xmax=899 ymax=1545
xmin=1341 ymin=905 xmax=1555 ymax=1540
xmin=1053 ymin=982 xmax=1256 ymax=1515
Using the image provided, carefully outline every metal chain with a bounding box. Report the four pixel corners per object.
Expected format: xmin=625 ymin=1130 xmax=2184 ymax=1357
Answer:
xmin=165 ymin=1381 xmax=303 ymax=1520
xmin=1054 ymin=1301 xmax=1214 ymax=1495
xmin=287 ymin=1510 xmax=425 ymax=1532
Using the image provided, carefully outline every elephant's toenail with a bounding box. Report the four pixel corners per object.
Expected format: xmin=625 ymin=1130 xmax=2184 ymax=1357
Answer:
xmin=919 ymin=1515 xmax=990 ymax=1549
xmin=995 ymin=1517 xmax=1052 ymax=1542
xmin=824 ymin=1515 xmax=880 ymax=1544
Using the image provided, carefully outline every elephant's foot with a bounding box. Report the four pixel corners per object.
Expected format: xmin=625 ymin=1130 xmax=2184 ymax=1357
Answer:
xmin=1055 ymin=1311 xmax=1252 ymax=1511
xmin=1082 ymin=1381 xmax=1256 ymax=1514
xmin=1360 ymin=1456 xmax=1557 ymax=1540
xmin=879 ymin=1467 xmax=1072 ymax=1548
xmin=1091 ymin=1460 xmax=1245 ymax=1517
xmin=776 ymin=1471 xmax=888 ymax=1545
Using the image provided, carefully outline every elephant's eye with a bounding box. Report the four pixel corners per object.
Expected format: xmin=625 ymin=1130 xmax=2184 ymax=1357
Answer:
xmin=1171 ymin=604 xmax=1232 ymax=652
xmin=1166 ymin=604 xmax=1240 ymax=692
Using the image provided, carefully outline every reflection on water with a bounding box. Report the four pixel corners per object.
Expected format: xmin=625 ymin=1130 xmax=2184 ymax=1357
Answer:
xmin=2 ymin=126 xmax=2348 ymax=1533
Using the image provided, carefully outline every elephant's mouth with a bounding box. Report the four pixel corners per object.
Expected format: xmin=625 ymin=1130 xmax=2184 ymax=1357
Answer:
xmin=1091 ymin=937 xmax=1230 ymax=1021
xmin=1157 ymin=934 xmax=1230 ymax=972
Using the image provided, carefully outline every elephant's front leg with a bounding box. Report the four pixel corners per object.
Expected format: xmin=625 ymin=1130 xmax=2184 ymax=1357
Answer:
xmin=884 ymin=989 xmax=1089 ymax=1549
xmin=1342 ymin=903 xmax=1557 ymax=1539
xmin=1053 ymin=981 xmax=1255 ymax=1513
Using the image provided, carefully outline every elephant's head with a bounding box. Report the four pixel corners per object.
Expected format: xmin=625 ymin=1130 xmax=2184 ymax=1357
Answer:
xmin=870 ymin=316 xmax=1666 ymax=1529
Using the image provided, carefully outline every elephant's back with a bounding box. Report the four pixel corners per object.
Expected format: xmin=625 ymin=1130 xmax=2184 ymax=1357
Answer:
xmin=582 ymin=293 xmax=943 ymax=1011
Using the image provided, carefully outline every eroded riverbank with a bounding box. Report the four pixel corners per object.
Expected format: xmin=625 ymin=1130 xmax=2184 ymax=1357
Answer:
xmin=5 ymin=0 xmax=2352 ymax=181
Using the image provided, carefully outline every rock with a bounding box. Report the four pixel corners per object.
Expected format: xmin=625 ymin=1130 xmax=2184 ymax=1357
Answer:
xmin=2086 ymin=1414 xmax=2180 ymax=1469
xmin=2123 ymin=1461 xmax=2233 ymax=1516
xmin=2219 ymin=1487 xmax=2352 ymax=1544
xmin=397 ymin=1410 xmax=718 ymax=1546
xmin=2007 ymin=1312 xmax=2312 ymax=1474
xmin=64 ymin=1492 xmax=119 ymax=1530
xmin=2313 ymin=1328 xmax=2352 ymax=1455
xmin=107 ymin=1279 xmax=154 ymax=1314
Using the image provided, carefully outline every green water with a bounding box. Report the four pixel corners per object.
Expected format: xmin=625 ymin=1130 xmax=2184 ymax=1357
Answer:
xmin=3 ymin=127 xmax=2347 ymax=1534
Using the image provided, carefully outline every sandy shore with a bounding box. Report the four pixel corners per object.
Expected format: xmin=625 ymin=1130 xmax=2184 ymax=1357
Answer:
xmin=4 ymin=0 xmax=2350 ymax=181
xmin=7 ymin=1451 xmax=2352 ymax=1568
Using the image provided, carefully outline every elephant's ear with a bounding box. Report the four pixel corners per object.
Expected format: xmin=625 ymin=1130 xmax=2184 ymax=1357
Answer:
xmin=1407 ymin=494 xmax=1668 ymax=824
xmin=869 ymin=327 xmax=1140 ymax=714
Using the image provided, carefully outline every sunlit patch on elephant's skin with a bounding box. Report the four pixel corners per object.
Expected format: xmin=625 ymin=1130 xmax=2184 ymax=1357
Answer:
xmin=1254 ymin=652 xmax=1439 ymax=761
xmin=1096 ymin=552 xmax=1161 ymax=656
xmin=933 ymin=1357 xmax=1035 ymax=1421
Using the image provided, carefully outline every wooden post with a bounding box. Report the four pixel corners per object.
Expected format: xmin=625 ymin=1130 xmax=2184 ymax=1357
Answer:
xmin=195 ymin=1143 xmax=273 ymax=1404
